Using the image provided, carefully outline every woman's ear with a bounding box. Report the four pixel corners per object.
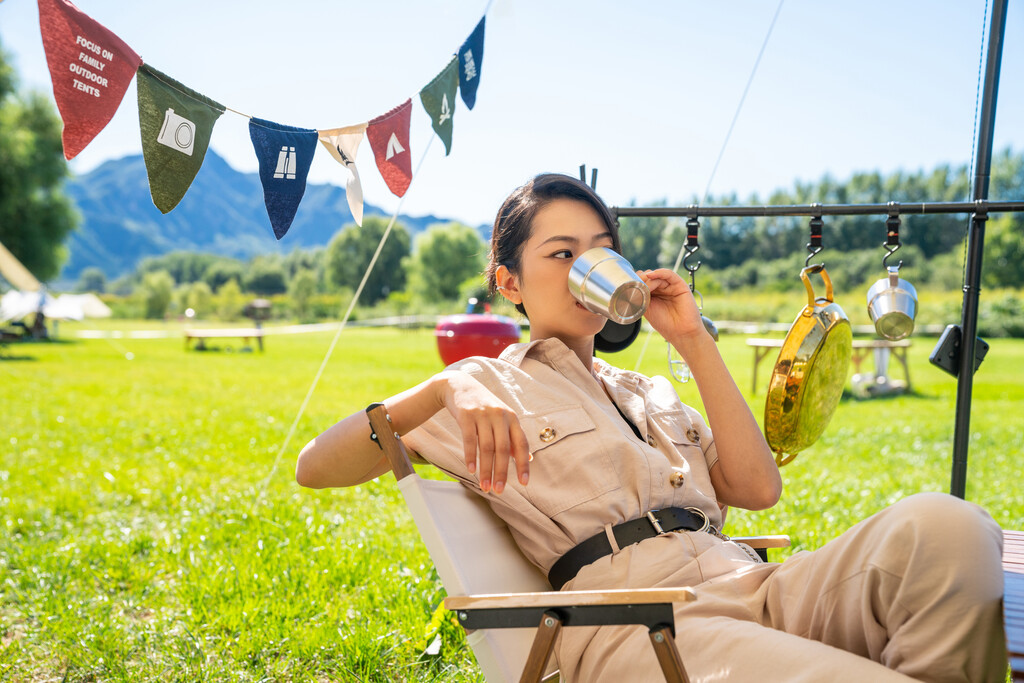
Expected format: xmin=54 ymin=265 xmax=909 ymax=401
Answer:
xmin=495 ymin=265 xmax=522 ymax=305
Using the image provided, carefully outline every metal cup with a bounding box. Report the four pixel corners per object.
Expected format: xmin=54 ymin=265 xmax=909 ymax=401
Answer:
xmin=569 ymin=247 xmax=650 ymax=325
xmin=866 ymin=266 xmax=918 ymax=340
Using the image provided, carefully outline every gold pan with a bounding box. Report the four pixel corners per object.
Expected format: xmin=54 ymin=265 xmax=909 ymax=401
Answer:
xmin=764 ymin=264 xmax=852 ymax=465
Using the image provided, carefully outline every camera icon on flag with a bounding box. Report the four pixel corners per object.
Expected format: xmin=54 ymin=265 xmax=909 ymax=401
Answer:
xmin=157 ymin=108 xmax=196 ymax=156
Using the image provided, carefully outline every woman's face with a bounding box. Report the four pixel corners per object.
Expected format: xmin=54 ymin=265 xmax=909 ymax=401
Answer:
xmin=505 ymin=198 xmax=616 ymax=343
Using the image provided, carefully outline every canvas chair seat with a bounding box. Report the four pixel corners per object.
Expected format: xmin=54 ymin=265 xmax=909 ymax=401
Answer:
xmin=367 ymin=404 xmax=787 ymax=682
xmin=396 ymin=474 xmax=557 ymax=679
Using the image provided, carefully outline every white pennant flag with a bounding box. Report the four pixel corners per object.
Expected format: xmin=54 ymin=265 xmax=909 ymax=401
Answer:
xmin=318 ymin=123 xmax=368 ymax=226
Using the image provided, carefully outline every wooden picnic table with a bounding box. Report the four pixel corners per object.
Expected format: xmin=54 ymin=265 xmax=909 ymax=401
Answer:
xmin=184 ymin=327 xmax=264 ymax=352
xmin=1006 ymin=530 xmax=1024 ymax=681
xmin=746 ymin=337 xmax=911 ymax=395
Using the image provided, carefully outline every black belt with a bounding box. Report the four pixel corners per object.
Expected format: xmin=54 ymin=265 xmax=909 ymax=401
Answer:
xmin=548 ymin=507 xmax=711 ymax=590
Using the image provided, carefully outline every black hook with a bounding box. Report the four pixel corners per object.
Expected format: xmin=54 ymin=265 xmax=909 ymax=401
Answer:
xmin=683 ymin=213 xmax=701 ymax=291
xmin=883 ymin=202 xmax=902 ymax=270
xmin=805 ymin=206 xmax=824 ymax=268
xmin=579 ymin=164 xmax=598 ymax=190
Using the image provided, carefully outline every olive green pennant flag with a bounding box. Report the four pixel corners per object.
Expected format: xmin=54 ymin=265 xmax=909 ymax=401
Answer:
xmin=419 ymin=56 xmax=458 ymax=155
xmin=137 ymin=64 xmax=224 ymax=213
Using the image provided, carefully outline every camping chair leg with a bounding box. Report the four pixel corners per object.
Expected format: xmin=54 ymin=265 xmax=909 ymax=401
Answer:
xmin=519 ymin=610 xmax=562 ymax=683
xmin=649 ymin=625 xmax=689 ymax=683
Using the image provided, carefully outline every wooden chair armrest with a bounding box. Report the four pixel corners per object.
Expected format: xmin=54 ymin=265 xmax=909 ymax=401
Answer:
xmin=730 ymin=535 xmax=791 ymax=549
xmin=445 ymin=587 xmax=695 ymax=612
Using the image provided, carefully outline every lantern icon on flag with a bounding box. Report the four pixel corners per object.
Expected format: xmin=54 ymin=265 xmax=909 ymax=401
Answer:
xmin=274 ymin=146 xmax=297 ymax=180
xmin=156 ymin=108 xmax=196 ymax=156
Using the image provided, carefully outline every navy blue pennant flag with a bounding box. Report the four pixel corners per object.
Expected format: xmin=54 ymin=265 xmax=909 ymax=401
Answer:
xmin=458 ymin=17 xmax=485 ymax=110
xmin=249 ymin=117 xmax=318 ymax=239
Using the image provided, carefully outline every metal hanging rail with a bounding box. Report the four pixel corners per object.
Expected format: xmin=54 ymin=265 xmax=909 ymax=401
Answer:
xmin=609 ymin=0 xmax=1010 ymax=502
xmin=612 ymin=200 xmax=1024 ymax=219
xmin=612 ymin=197 xmax=1023 ymax=500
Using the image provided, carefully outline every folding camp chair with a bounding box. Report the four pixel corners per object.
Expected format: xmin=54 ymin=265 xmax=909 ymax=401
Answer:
xmin=367 ymin=405 xmax=788 ymax=682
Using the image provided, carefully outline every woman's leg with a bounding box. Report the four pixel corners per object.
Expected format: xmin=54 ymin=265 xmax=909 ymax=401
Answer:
xmin=759 ymin=493 xmax=1006 ymax=683
xmin=573 ymin=614 xmax=918 ymax=682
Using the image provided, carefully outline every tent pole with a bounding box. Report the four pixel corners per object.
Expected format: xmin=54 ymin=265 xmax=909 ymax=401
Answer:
xmin=950 ymin=0 xmax=1008 ymax=500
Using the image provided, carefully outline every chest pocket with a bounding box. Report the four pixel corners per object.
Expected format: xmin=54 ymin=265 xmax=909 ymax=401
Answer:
xmin=650 ymin=410 xmax=705 ymax=460
xmin=520 ymin=405 xmax=620 ymax=516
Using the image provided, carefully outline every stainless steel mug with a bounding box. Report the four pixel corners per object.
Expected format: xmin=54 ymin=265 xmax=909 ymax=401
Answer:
xmin=866 ymin=266 xmax=917 ymax=340
xmin=569 ymin=247 xmax=650 ymax=325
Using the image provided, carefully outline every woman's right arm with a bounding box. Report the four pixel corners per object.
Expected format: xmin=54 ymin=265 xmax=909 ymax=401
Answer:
xmin=295 ymin=370 xmax=531 ymax=493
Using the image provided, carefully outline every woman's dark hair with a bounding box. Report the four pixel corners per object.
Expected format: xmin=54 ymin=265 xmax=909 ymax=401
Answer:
xmin=486 ymin=173 xmax=621 ymax=316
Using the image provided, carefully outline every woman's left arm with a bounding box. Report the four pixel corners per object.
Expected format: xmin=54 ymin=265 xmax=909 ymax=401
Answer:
xmin=639 ymin=269 xmax=782 ymax=510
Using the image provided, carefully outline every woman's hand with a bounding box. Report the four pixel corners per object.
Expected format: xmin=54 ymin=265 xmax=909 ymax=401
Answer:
xmin=636 ymin=270 xmax=781 ymax=510
xmin=637 ymin=269 xmax=708 ymax=345
xmin=438 ymin=371 xmax=531 ymax=494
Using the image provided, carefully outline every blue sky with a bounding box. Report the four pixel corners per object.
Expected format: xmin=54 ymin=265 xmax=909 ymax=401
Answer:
xmin=2 ymin=0 xmax=1022 ymax=227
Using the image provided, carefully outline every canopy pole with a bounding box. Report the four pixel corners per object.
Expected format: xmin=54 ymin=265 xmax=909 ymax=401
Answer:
xmin=951 ymin=0 xmax=1009 ymax=500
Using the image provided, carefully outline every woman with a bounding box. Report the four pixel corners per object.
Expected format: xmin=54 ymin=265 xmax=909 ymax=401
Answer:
xmin=297 ymin=174 xmax=1006 ymax=682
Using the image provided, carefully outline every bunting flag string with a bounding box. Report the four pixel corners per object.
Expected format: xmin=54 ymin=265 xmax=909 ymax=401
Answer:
xmin=458 ymin=17 xmax=486 ymax=110
xmin=35 ymin=0 xmax=490 ymax=238
xmin=137 ymin=64 xmax=225 ymax=213
xmin=419 ymin=56 xmax=459 ymax=156
xmin=249 ymin=118 xmax=319 ymax=240
xmin=38 ymin=0 xmax=142 ymax=160
xmin=366 ymin=99 xmax=414 ymax=199
xmin=317 ymin=123 xmax=368 ymax=226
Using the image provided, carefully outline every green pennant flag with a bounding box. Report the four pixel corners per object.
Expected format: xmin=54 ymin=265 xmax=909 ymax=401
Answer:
xmin=419 ymin=56 xmax=458 ymax=155
xmin=137 ymin=64 xmax=224 ymax=213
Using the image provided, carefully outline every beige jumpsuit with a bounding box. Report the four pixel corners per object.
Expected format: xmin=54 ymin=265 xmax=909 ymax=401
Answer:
xmin=404 ymin=338 xmax=1007 ymax=682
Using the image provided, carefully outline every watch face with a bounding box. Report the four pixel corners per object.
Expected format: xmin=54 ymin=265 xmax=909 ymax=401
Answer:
xmin=593 ymin=318 xmax=641 ymax=353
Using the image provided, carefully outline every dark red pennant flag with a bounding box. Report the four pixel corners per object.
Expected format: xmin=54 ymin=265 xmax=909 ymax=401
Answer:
xmin=38 ymin=0 xmax=142 ymax=159
xmin=366 ymin=99 xmax=413 ymax=198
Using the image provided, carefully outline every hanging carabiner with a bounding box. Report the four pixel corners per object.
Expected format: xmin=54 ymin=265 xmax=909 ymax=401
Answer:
xmin=683 ymin=214 xmax=702 ymax=291
xmin=805 ymin=207 xmax=824 ymax=268
xmin=883 ymin=202 xmax=903 ymax=270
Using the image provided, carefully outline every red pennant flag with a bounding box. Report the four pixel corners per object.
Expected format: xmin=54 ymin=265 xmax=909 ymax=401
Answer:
xmin=38 ymin=0 xmax=142 ymax=159
xmin=366 ymin=99 xmax=413 ymax=198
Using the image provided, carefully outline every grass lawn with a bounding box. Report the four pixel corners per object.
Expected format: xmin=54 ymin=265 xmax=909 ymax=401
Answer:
xmin=1 ymin=322 xmax=1022 ymax=681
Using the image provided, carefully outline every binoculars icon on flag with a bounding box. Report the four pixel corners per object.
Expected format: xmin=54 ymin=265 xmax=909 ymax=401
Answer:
xmin=274 ymin=146 xmax=297 ymax=180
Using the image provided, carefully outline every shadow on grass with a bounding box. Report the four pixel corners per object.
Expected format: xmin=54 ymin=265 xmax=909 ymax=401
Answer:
xmin=841 ymin=387 xmax=939 ymax=402
xmin=0 ymin=353 xmax=39 ymax=361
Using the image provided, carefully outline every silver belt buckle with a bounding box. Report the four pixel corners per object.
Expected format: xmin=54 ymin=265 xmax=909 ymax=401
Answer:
xmin=645 ymin=510 xmax=666 ymax=535
xmin=684 ymin=506 xmax=712 ymax=534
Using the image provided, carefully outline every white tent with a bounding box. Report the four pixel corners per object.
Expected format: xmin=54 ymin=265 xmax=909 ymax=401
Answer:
xmin=1 ymin=290 xmax=59 ymax=324
xmin=55 ymin=293 xmax=111 ymax=318
xmin=0 ymin=291 xmax=116 ymax=324
xmin=1 ymin=239 xmax=111 ymax=324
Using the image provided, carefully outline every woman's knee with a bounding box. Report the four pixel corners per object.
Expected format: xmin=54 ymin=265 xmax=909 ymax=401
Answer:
xmin=890 ymin=493 xmax=1000 ymax=540
xmin=887 ymin=493 xmax=1003 ymax=575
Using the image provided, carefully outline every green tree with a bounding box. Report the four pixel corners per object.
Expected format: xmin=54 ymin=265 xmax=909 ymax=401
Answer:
xmin=407 ymin=223 xmax=486 ymax=301
xmin=983 ymin=213 xmax=1024 ymax=288
xmin=140 ymin=270 xmax=174 ymax=319
xmin=75 ymin=266 xmax=107 ymax=293
xmin=244 ymin=257 xmax=287 ymax=295
xmin=186 ymin=280 xmax=213 ymax=317
xmin=288 ymin=268 xmax=317 ymax=321
xmin=283 ymin=247 xmax=324 ymax=284
xmin=216 ymin=278 xmax=244 ymax=321
xmin=618 ymin=205 xmax=671 ymax=270
xmin=0 ymin=41 xmax=79 ymax=281
xmin=325 ymin=216 xmax=410 ymax=305
xmin=204 ymin=259 xmax=245 ymax=292
xmin=138 ymin=251 xmax=222 ymax=285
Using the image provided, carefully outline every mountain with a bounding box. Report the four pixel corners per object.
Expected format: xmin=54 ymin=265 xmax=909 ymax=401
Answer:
xmin=60 ymin=150 xmax=475 ymax=281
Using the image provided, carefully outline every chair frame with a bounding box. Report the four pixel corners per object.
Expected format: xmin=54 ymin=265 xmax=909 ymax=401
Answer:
xmin=367 ymin=404 xmax=787 ymax=683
